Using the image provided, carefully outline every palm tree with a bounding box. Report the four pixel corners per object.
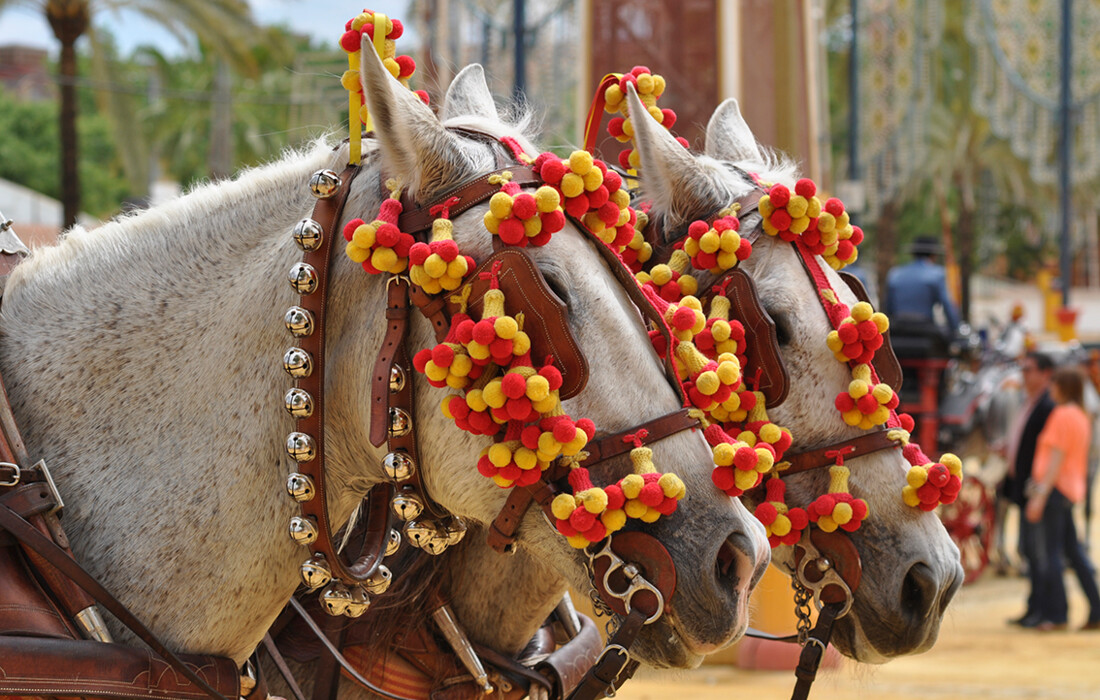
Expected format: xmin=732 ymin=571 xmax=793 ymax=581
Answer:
xmin=0 ymin=0 xmax=257 ymax=228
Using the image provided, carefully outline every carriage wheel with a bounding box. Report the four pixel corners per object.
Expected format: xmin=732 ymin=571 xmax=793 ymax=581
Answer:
xmin=938 ymin=476 xmax=994 ymax=584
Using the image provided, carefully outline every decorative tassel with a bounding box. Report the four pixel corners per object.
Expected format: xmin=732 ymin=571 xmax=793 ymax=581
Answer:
xmin=413 ymin=312 xmax=481 ymax=390
xmin=532 ymin=150 xmax=636 ymax=252
xmin=834 ymin=363 xmax=898 ymax=430
xmin=409 ymin=197 xmax=476 ymax=293
xmin=754 ymin=478 xmax=809 ymax=547
xmin=552 ymin=463 xmax=624 ymax=549
xmin=482 ymin=172 xmax=565 ymax=247
xmin=342 ymin=185 xmax=415 ymax=275
xmin=616 ymin=430 xmax=686 ymax=523
xmin=452 ymin=262 xmax=531 ymax=367
xmin=903 ymin=453 xmax=963 ymax=511
xmin=808 ymin=464 xmax=869 ymax=533
xmin=825 ymin=301 xmax=889 ymax=366
xmin=707 ymin=423 xmax=774 ymax=497
xmin=601 ymin=65 xmax=685 ymax=170
xmin=683 ymin=213 xmax=752 ymax=274
xmin=636 ymin=249 xmax=699 ymax=302
xmin=476 ymin=422 xmax=547 ymax=488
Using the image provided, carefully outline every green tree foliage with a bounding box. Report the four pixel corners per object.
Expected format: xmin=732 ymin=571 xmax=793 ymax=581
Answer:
xmin=0 ymin=88 xmax=129 ymax=217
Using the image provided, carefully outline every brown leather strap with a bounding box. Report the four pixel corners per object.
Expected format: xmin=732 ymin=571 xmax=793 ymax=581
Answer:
xmin=487 ymin=477 xmax=561 ymax=554
xmin=370 ymin=278 xmax=413 ymax=448
xmin=564 ymin=609 xmax=647 ymax=700
xmin=780 ymin=429 xmax=902 ymax=477
xmin=398 ymin=165 xmax=542 ymax=235
xmin=262 ymin=633 xmax=309 ymax=700
xmin=578 ymin=408 xmax=699 ymax=468
xmin=791 ymin=602 xmax=842 ymax=700
xmin=717 ymin=268 xmax=789 ymax=408
xmin=0 ymin=501 xmax=235 ymax=700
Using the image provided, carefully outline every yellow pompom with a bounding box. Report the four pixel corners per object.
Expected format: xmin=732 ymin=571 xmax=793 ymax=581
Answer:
xmin=525 ymin=375 xmax=550 ymax=402
xmin=371 ymin=247 xmax=398 ymax=272
xmin=488 ymin=443 xmax=513 ymax=468
xmin=494 ymin=316 xmax=518 ymax=340
xmin=832 ymin=502 xmax=853 ymax=525
xmin=826 ymin=331 xmax=844 ymax=353
xmin=624 ymin=500 xmax=649 ymax=519
xmin=621 ymin=473 xmax=644 ymax=500
xmin=621 ymin=119 xmax=634 ymax=138
xmin=760 ymin=423 xmax=782 ymax=443
xmin=652 ymin=74 xmax=666 ymax=96
xmin=582 ymin=168 xmax=603 ymax=192
xmin=568 ymin=151 xmax=594 ymax=175
xmin=514 ymin=447 xmax=538 ymax=471
xmin=648 ymin=104 xmax=663 ymax=122
xmin=650 ymin=264 xmax=673 ymax=286
xmin=566 ymin=534 xmax=590 ymax=549
xmin=446 ymin=257 xmax=469 ymax=279
xmin=563 ymin=431 xmax=588 ymax=455
xmin=700 ymin=230 xmax=721 ymax=254
xmin=758 ymin=196 xmax=774 ymax=218
xmin=490 ymin=192 xmax=513 ymax=219
xmin=848 ymin=379 xmax=869 ymax=398
xmin=869 ymin=406 xmax=889 ymax=425
xmin=872 ymin=312 xmax=890 ymax=333
xmin=734 ymin=469 xmax=759 ymax=491
xmin=907 ymin=466 xmax=929 ymax=488
xmin=842 ymin=409 xmax=863 ymax=426
xmin=678 ymin=275 xmax=699 ymax=297
xmin=719 ymin=232 xmax=741 ymax=252
xmin=696 ymin=370 xmax=720 ymax=395
xmin=538 ymin=432 xmax=561 ymax=456
xmin=658 ymin=473 xmax=685 ymax=499
xmin=712 ymin=320 xmax=732 ymax=343
xmin=579 ymin=488 xmax=609 ymax=513
xmin=604 ymin=83 xmax=623 ymax=107
xmin=602 ymin=509 xmax=627 ymax=533
xmin=640 ymin=507 xmax=661 ymax=523
xmin=636 ymin=73 xmax=655 ymax=94
xmin=941 ymin=453 xmax=963 ymax=475
xmin=341 ymin=69 xmax=360 ymax=91
xmin=512 ymin=331 xmax=532 ymax=356
xmin=352 ymin=224 xmax=376 ymax=249
xmin=423 ymin=253 xmax=447 ymax=278
xmin=818 ymin=516 xmax=838 ymax=533
xmin=440 ymin=396 xmax=455 ymax=419
xmin=713 ymin=443 xmax=735 ymax=466
xmin=807 ymin=197 xmax=822 ymax=218
xmin=424 ymin=362 xmax=448 ymax=383
xmin=561 ymin=172 xmax=584 ymax=198
xmin=467 ymin=342 xmax=490 ymax=361
xmin=583 ymin=212 xmax=606 ymax=234
xmin=771 ymin=515 xmax=792 ymax=537
xmin=789 ymin=216 xmax=810 ymax=235
xmin=755 ymin=448 xmax=775 ymax=472
xmin=786 ymin=195 xmax=808 ymax=219
xmin=535 ymin=186 xmax=561 ymax=212
xmin=482 ymin=382 xmax=505 ymax=408
xmin=817 ymin=212 xmax=836 ymax=233
xmin=716 ymin=361 xmax=740 ymax=386
xmin=382 ymin=57 xmax=400 ymax=78
xmin=872 ymin=384 xmax=894 ymax=404
xmin=483 ymin=212 xmax=500 ymax=234
xmin=465 ymin=388 xmax=488 ymax=412
xmin=851 ymin=302 xmax=873 ymax=322
xmin=346 ymin=242 xmax=370 ymax=264
xmin=902 ymin=486 xmax=921 ymax=507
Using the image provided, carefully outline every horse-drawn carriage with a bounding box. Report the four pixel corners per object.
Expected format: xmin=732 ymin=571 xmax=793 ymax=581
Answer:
xmin=0 ymin=9 xmax=963 ymax=700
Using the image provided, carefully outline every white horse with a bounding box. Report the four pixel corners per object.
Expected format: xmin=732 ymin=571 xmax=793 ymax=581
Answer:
xmin=626 ymin=87 xmax=964 ymax=662
xmin=0 ymin=41 xmax=769 ymax=683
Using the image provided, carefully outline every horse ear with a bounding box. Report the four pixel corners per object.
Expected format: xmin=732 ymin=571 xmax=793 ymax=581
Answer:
xmin=359 ymin=40 xmax=476 ymax=198
xmin=704 ymin=99 xmax=764 ymax=163
xmin=626 ymin=84 xmax=727 ymax=231
xmin=441 ymin=64 xmax=499 ymax=122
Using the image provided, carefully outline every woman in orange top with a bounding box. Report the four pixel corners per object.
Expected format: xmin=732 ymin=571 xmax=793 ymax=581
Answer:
xmin=1026 ymin=367 xmax=1100 ymax=630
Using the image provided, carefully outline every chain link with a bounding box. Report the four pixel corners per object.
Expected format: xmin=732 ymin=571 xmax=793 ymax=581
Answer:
xmin=791 ymin=577 xmax=814 ymax=646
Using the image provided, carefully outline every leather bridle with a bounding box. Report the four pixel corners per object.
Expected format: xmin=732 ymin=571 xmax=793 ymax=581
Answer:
xmin=284 ymin=130 xmax=711 ymax=700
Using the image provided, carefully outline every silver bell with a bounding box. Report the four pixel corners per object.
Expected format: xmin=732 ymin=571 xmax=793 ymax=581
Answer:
xmin=344 ymin=585 xmax=371 ymax=618
xmin=421 ymin=532 xmax=451 ymax=556
xmin=365 ymin=565 xmax=392 ymax=595
xmin=284 ymin=388 xmax=314 ymax=418
xmin=300 ymin=555 xmax=332 ymax=589
xmin=391 ymin=492 xmax=424 ymax=521
xmin=283 ymin=347 xmax=313 ymax=378
xmin=404 ymin=520 xmax=436 ymax=549
xmin=286 ymin=432 xmax=317 ymax=463
xmin=388 ymin=407 xmax=412 ymax=438
xmin=288 ymin=515 xmax=319 ymax=545
xmin=292 ymin=218 xmax=324 ymax=251
xmin=288 ymin=262 xmax=318 ymax=295
xmin=286 ymin=472 xmax=315 ymax=502
xmin=284 ymin=306 xmax=315 ymax=337
xmin=389 ymin=365 xmax=406 ymax=393
xmin=444 ymin=517 xmax=468 ymax=546
xmin=309 ymin=169 xmax=342 ymax=199
xmin=319 ymin=582 xmax=352 ymax=616
xmin=382 ymin=451 xmax=415 ymax=481
xmin=385 ymin=529 xmax=402 ymax=556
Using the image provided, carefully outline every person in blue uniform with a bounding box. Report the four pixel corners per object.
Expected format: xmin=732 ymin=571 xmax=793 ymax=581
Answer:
xmin=885 ymin=236 xmax=961 ymax=341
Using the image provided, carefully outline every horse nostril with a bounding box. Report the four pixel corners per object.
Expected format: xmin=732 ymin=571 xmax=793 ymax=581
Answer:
xmin=715 ymin=531 xmax=760 ymax=589
xmin=901 ymin=562 xmax=940 ymax=621
xmin=716 ymin=538 xmax=737 ymax=579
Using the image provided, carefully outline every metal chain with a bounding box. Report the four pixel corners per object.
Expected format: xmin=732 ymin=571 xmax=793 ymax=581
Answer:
xmin=586 ymin=560 xmax=616 ymax=619
xmin=791 ymin=577 xmax=814 ymax=646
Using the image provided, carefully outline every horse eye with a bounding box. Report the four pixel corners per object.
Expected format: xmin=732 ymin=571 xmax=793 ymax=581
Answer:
xmin=770 ymin=312 xmax=791 ymax=347
xmin=543 ymin=273 xmax=570 ymax=308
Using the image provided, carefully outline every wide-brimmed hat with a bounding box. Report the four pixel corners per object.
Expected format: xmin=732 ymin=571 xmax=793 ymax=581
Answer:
xmin=909 ymin=236 xmax=944 ymax=257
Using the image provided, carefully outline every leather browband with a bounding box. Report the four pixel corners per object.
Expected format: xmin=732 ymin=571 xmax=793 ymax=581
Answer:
xmin=780 ymin=429 xmax=901 ymax=477
xmin=398 ymin=164 xmax=542 ymax=235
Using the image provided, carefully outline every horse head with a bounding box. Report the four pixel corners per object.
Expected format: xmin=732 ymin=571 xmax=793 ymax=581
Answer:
xmin=626 ymin=87 xmax=963 ymax=662
xmin=313 ymin=48 xmax=770 ymax=670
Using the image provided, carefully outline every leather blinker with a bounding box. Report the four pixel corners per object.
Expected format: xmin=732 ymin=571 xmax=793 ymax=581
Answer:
xmin=445 ymin=248 xmax=588 ymax=401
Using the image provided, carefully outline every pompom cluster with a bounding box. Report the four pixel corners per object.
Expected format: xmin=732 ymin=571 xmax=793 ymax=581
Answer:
xmin=834 ymin=363 xmax=899 ymax=430
xmin=754 ymin=478 xmax=809 ymax=547
xmin=807 ymin=465 xmax=869 ymax=533
xmin=343 ymin=199 xmax=414 ymax=274
xmin=636 ymin=249 xmax=699 ymax=303
xmin=602 ymin=66 xmax=685 ymax=170
xmin=413 ymin=312 xmax=481 ymax=390
xmin=758 ymin=179 xmax=864 ymax=270
xmin=826 ymin=301 xmax=889 ymax=365
xmin=482 ymin=175 xmax=566 ymax=247
xmin=683 ymin=215 xmax=752 ymax=274
xmin=902 ymin=453 xmax=963 ymax=511
xmin=339 ymin=10 xmax=429 ymax=108
xmin=409 ymin=217 xmax=476 ymax=294
xmin=532 ymin=151 xmax=637 ymax=253
xmin=707 ymin=424 xmax=775 ymax=497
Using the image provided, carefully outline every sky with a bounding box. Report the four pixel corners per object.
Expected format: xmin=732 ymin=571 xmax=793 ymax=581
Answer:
xmin=0 ymin=1 xmax=414 ymax=56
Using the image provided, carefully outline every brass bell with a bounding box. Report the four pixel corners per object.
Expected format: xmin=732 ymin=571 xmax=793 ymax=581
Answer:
xmin=382 ymin=451 xmax=415 ymax=481
xmin=365 ymin=565 xmax=392 ymax=594
xmin=309 ymin=169 xmax=342 ymax=199
xmin=389 ymin=365 xmax=406 ymax=393
xmin=404 ymin=520 xmax=435 ymax=549
xmin=284 ymin=306 xmax=315 ymax=337
xmin=421 ymin=532 xmax=451 ymax=556
xmin=320 ymin=582 xmax=352 ymax=616
xmin=391 ymin=492 xmax=424 ymax=521
xmin=300 ymin=555 xmax=332 ymax=589
xmin=288 ymin=515 xmax=319 ymax=545
xmin=385 ymin=529 xmax=402 ymax=556
xmin=284 ymin=388 xmax=314 ymax=418
xmin=286 ymin=432 xmax=317 ymax=463
xmin=288 ymin=262 xmax=318 ymax=295
xmin=292 ymin=218 xmax=324 ymax=251
xmin=444 ymin=517 xmax=468 ymax=546
xmin=283 ymin=347 xmax=313 ymax=378
xmin=286 ymin=472 xmax=315 ymax=502
xmin=388 ymin=407 xmax=412 ymax=438
xmin=344 ymin=585 xmax=371 ymax=618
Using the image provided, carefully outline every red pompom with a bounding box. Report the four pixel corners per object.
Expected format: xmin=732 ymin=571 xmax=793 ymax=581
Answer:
xmin=339 ymin=30 xmax=362 ymax=53
xmin=768 ymin=184 xmax=790 ymax=208
xmin=343 ymin=218 xmax=365 ymax=242
xmin=577 ymin=418 xmax=596 ymax=440
xmin=512 ymin=193 xmax=537 ymax=219
xmin=712 ymin=466 xmax=736 ymax=492
xmin=395 ymin=54 xmax=416 ymax=78
xmin=498 ymin=218 xmax=526 ymax=246
xmin=794 ymin=179 xmax=816 ymax=197
xmin=389 ymin=19 xmax=404 ymax=38
xmin=770 ymin=209 xmax=792 ymax=230
xmin=409 ymin=241 xmax=430 ymax=266
xmin=564 ymin=194 xmax=590 ymax=220
xmin=501 ymin=373 xmax=527 ymax=399
xmin=618 ymin=150 xmax=632 ymax=170
xmin=608 ymin=117 xmax=625 ymax=138
xmin=661 ymin=109 xmax=677 ymax=128
xmin=688 ymin=220 xmax=710 ymax=239
xmin=603 ymin=169 xmax=622 ymax=192
xmin=431 ymin=344 xmax=455 ymax=367
xmin=541 ymin=209 xmax=566 ymax=233
xmin=540 ymin=159 xmax=566 ymax=185
xmin=631 ymin=65 xmax=651 ymax=76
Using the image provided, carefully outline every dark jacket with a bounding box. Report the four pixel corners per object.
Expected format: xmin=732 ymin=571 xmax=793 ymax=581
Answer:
xmin=1007 ymin=390 xmax=1055 ymax=506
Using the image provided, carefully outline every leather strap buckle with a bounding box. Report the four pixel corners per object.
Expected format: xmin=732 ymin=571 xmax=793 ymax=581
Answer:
xmin=0 ymin=461 xmax=19 ymax=487
xmin=32 ymin=460 xmax=64 ymax=515
xmin=590 ymin=540 xmax=664 ymax=624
